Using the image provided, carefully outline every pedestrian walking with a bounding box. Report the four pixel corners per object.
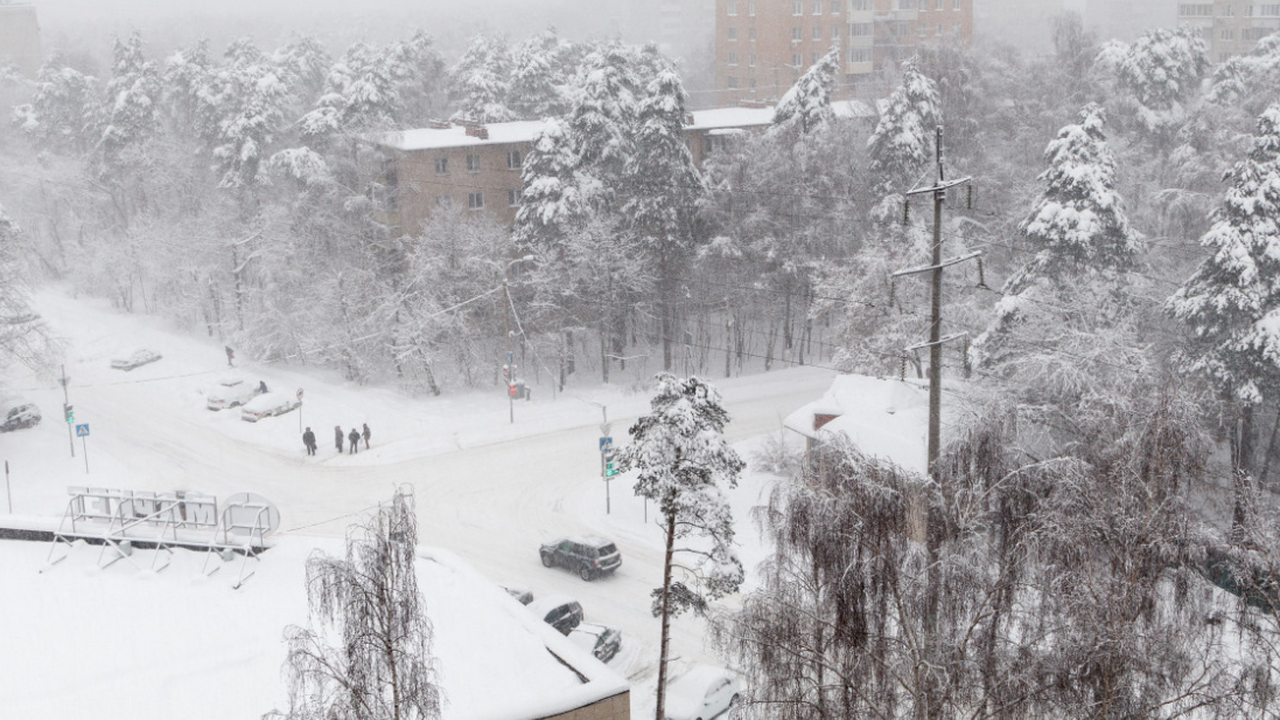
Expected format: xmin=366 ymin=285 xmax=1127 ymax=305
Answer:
xmin=302 ymin=427 xmax=317 ymax=456
xmin=362 ymin=423 xmax=371 ymax=450
xmin=348 ymin=427 xmax=360 ymax=454
xmin=225 ymin=346 xmax=235 ymax=367
xmin=334 ymin=425 xmax=344 ymax=452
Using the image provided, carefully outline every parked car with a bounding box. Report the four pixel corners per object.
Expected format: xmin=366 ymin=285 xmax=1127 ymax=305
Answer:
xmin=111 ymin=349 xmax=162 ymax=371
xmin=664 ymin=666 xmax=743 ymax=720
xmin=0 ymin=403 xmax=41 ymax=432
xmin=240 ymin=392 xmax=302 ymax=422
xmin=526 ymin=594 xmax=583 ymax=635
xmin=567 ymin=621 xmax=621 ymax=663
xmin=539 ymin=535 xmax=622 ymax=581
xmin=501 ymin=584 xmax=534 ymax=605
xmin=207 ymin=377 xmax=267 ymax=411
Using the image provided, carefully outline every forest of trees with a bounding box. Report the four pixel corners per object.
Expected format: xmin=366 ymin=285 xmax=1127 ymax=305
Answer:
xmin=9 ymin=14 xmax=1280 ymax=718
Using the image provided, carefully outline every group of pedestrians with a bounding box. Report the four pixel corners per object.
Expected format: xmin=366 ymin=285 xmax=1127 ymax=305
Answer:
xmin=301 ymin=423 xmax=370 ymax=456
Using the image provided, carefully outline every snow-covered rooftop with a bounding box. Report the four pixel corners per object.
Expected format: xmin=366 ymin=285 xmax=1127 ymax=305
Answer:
xmin=783 ymin=374 xmax=928 ymax=475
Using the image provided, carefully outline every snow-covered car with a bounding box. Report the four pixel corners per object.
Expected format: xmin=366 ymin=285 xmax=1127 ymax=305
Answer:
xmin=207 ymin=377 xmax=266 ymax=411
xmin=111 ymin=349 xmax=162 ymax=371
xmin=240 ymin=392 xmax=302 ymax=422
xmin=0 ymin=403 xmax=41 ymax=432
xmin=527 ymin=594 xmax=583 ymax=635
xmin=567 ymin=621 xmax=621 ymax=663
xmin=539 ymin=535 xmax=622 ymax=581
xmin=664 ymin=666 xmax=743 ymax=720
xmin=501 ymin=584 xmax=534 ymax=605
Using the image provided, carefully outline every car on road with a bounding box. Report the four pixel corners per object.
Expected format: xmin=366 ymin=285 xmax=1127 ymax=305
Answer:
xmin=0 ymin=403 xmax=41 ymax=432
xmin=111 ymin=349 xmax=162 ymax=371
xmin=240 ymin=392 xmax=302 ymax=422
xmin=567 ymin=621 xmax=621 ymax=663
xmin=527 ymin=595 xmax=583 ymax=635
xmin=501 ymin=584 xmax=534 ymax=605
xmin=539 ymin=535 xmax=622 ymax=581
xmin=664 ymin=666 xmax=743 ymax=720
xmin=206 ymin=377 xmax=266 ymax=411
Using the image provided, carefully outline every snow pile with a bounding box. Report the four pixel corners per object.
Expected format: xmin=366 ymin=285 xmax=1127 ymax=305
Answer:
xmin=783 ymin=374 xmax=928 ymax=475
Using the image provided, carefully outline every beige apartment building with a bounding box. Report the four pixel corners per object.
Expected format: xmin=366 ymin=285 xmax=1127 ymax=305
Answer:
xmin=713 ymin=0 xmax=973 ymax=106
xmin=0 ymin=2 xmax=41 ymax=78
xmin=1178 ymin=2 xmax=1280 ymax=62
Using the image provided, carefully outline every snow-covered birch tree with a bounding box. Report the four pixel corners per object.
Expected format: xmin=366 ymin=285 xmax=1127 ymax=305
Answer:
xmin=618 ymin=374 xmax=744 ymax=720
xmin=277 ymin=487 xmax=442 ymax=720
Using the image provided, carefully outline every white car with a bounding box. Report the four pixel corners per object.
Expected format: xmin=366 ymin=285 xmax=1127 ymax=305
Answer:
xmin=206 ymin=377 xmax=267 ymax=411
xmin=240 ymin=392 xmax=301 ymax=422
xmin=665 ymin=666 xmax=743 ymax=720
xmin=111 ymin=349 xmax=162 ymax=371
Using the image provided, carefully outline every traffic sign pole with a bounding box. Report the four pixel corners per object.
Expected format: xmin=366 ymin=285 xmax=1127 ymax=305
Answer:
xmin=75 ymin=424 xmax=91 ymax=473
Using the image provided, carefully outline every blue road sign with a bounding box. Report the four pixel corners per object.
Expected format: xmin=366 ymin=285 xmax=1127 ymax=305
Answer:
xmin=75 ymin=423 xmax=90 ymax=437
xmin=599 ymin=436 xmax=612 ymax=451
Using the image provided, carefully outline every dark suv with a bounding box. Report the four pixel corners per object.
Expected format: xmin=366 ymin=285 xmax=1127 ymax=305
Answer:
xmin=540 ymin=535 xmax=622 ymax=581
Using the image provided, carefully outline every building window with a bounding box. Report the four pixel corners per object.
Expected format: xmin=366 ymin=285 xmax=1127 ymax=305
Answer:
xmin=434 ymin=157 xmax=449 ymax=175
xmin=728 ymin=76 xmax=739 ymax=88
xmin=919 ymin=21 xmax=927 ymax=36
xmin=466 ymin=154 xmax=481 ymax=172
xmin=896 ymin=0 xmax=917 ymax=9
xmin=851 ymin=22 xmax=872 ymax=36
xmin=1259 ymin=3 xmax=1280 ymax=15
xmin=1220 ymin=28 xmax=1234 ymax=40
xmin=793 ymin=1 xmax=803 ymax=15
xmin=468 ymin=192 xmax=484 ymax=209
xmin=1222 ymin=3 xmax=1233 ymax=15
xmin=813 ymin=25 xmax=822 ymax=39
xmin=793 ymin=26 xmax=803 ymax=40
xmin=813 ymin=0 xmax=822 ymax=13
xmin=792 ymin=52 xmax=803 ymax=66
xmin=812 ymin=51 xmax=820 ymax=64
xmin=729 ymin=52 xmax=739 ymax=65
xmin=851 ymin=0 xmax=870 ymax=9
xmin=936 ymin=0 xmax=943 ymax=9
xmin=850 ymin=48 xmax=871 ymax=62
xmin=953 ymin=0 xmax=960 ymax=7
xmin=832 ymin=25 xmax=841 ymax=39
xmin=728 ymin=1 xmax=738 ymax=15
xmin=1178 ymin=3 xmax=1213 ymax=16
xmin=749 ymin=77 xmax=757 ymax=88
xmin=748 ymin=1 xmax=756 ymax=15
xmin=435 ymin=195 xmax=452 ymax=208
xmin=728 ymin=26 xmax=738 ymax=40
xmin=749 ymin=27 xmax=757 ymax=41
xmin=507 ymin=150 xmax=522 ymax=169
xmin=508 ymin=189 xmax=520 ymax=207
xmin=748 ymin=53 xmax=757 ymax=67
xmin=936 ymin=22 xmax=943 ymax=34
xmin=953 ymin=21 xmax=960 ymax=32
xmin=831 ymin=0 xmax=840 ymax=13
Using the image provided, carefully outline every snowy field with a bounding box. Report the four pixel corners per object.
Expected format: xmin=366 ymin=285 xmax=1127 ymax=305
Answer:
xmin=0 ymin=286 xmax=837 ymax=720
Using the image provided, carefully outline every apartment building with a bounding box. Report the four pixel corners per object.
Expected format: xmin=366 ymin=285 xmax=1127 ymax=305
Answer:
xmin=972 ymin=0 xmax=1067 ymax=56
xmin=1178 ymin=2 xmax=1280 ymax=62
xmin=0 ymin=2 xmax=42 ymax=78
xmin=713 ymin=0 xmax=973 ymax=106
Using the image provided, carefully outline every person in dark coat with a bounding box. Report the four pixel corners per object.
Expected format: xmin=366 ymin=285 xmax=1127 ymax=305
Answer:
xmin=362 ymin=423 xmax=371 ymax=450
xmin=348 ymin=427 xmax=360 ymax=454
xmin=225 ymin=346 xmax=235 ymax=367
xmin=302 ymin=427 xmax=317 ymax=456
xmin=258 ymin=380 xmax=269 ymax=394
xmin=335 ymin=425 xmax=344 ymax=452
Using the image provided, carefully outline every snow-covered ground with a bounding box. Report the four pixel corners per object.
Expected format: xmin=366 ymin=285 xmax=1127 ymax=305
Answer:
xmin=0 ymin=287 xmax=837 ymax=720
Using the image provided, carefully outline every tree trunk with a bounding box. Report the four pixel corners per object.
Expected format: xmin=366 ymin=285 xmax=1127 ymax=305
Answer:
xmin=654 ymin=511 xmax=678 ymax=720
xmin=1232 ymin=404 xmax=1255 ymax=544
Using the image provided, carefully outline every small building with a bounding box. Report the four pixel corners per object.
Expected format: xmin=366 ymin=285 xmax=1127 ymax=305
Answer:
xmin=783 ymin=373 xmax=928 ymax=474
xmin=0 ymin=2 xmax=42 ymax=79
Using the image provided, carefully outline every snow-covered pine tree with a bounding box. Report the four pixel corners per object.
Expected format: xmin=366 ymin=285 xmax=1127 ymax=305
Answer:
xmin=160 ymin=40 xmax=214 ymax=143
xmin=278 ymin=488 xmax=442 ymax=720
xmin=448 ymin=35 xmax=515 ymax=124
xmin=273 ymin=34 xmax=332 ymax=110
xmin=625 ymin=69 xmax=703 ymax=372
xmin=1171 ymin=103 xmax=1280 ymax=408
xmin=1112 ymin=27 xmax=1209 ymax=113
xmin=509 ymin=28 xmax=571 ymax=120
xmin=93 ymin=32 xmax=161 ymax=176
xmin=771 ymin=45 xmax=838 ymax=136
xmin=567 ymin=43 xmax=639 ymax=203
xmin=212 ymin=38 xmax=289 ymax=197
xmin=1010 ymin=103 xmax=1141 ymax=289
xmin=867 ymin=56 xmax=939 ymax=199
xmin=618 ymin=374 xmax=744 ymax=720
xmin=11 ymin=57 xmax=99 ymax=154
xmin=388 ymin=30 xmax=446 ymax=124
xmin=300 ymin=42 xmax=405 ymax=147
xmin=0 ymin=204 xmax=53 ymax=373
xmin=514 ymin=117 xmax=586 ymax=255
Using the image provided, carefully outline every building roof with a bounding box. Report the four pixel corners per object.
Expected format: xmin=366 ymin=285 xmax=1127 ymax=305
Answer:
xmin=783 ymin=373 xmax=929 ymax=475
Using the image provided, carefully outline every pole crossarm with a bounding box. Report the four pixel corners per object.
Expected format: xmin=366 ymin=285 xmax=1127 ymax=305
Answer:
xmin=906 ymin=332 xmax=969 ymax=353
xmin=905 ymin=176 xmax=973 ymax=197
xmin=892 ymin=251 xmax=983 ymax=278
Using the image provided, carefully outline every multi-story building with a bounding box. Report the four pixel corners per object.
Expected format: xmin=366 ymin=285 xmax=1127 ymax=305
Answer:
xmin=713 ymin=0 xmax=974 ymax=106
xmin=1083 ymin=0 xmax=1177 ymax=42
xmin=0 ymin=2 xmax=42 ymax=79
xmin=1177 ymin=2 xmax=1280 ymax=63
xmin=972 ymin=0 xmax=1067 ymax=56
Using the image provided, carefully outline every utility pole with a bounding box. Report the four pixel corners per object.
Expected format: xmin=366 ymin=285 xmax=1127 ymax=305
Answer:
xmin=892 ymin=126 xmax=976 ymax=538
xmin=60 ymin=364 xmax=74 ymax=458
xmin=504 ymin=278 xmax=514 ymax=425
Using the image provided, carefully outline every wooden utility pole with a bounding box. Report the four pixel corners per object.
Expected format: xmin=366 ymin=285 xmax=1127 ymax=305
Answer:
xmin=893 ymin=126 xmax=975 ymax=539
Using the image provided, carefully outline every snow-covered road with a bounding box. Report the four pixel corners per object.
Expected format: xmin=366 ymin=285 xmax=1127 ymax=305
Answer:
xmin=0 ymin=287 xmax=835 ymax=718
